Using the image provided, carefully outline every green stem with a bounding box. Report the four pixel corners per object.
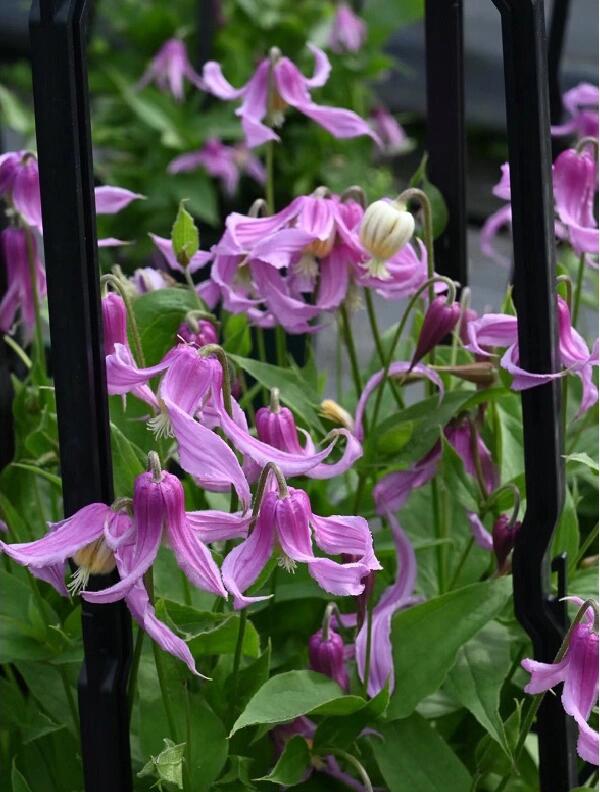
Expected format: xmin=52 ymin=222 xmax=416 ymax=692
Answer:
xmin=229 ymin=608 xmax=247 ymax=719
xmin=570 ymin=522 xmax=599 ymax=573
xmin=572 ymin=253 xmax=586 ymax=326
xmin=128 ymin=626 xmax=146 ymax=716
xmin=183 ymin=267 xmax=203 ymax=310
xmin=328 ymin=749 xmax=373 ymax=792
xmin=339 ymin=304 xmax=364 ymax=402
xmin=146 ymin=570 xmax=179 ymax=739
xmin=364 ymin=288 xmax=403 ymax=408
xmin=396 ymin=187 xmax=435 ymax=297
xmin=361 ymin=600 xmax=374 ymax=698
xmin=57 ymin=664 xmax=79 ymax=736
xmin=495 ymin=693 xmax=543 ymax=792
xmin=3 ymin=334 xmax=32 ymax=369
xmin=431 ymin=478 xmax=446 ymax=592
xmin=448 ymin=537 xmax=474 ymax=591
xmin=24 ymin=226 xmax=46 ymax=379
xmin=183 ymin=683 xmax=193 ymax=792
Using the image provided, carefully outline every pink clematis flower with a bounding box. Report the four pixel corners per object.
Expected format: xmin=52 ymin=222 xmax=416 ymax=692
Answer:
xmin=0 ymin=501 xmax=205 ymax=674
xmin=328 ymin=3 xmax=367 ymax=54
xmin=131 ymin=267 xmax=173 ymax=294
xmin=138 ymin=38 xmax=204 ymax=100
xmin=222 ymin=483 xmax=380 ymax=609
xmin=553 ymin=148 xmax=598 ymax=256
xmin=177 ymin=320 xmax=218 ymax=347
xmin=551 ymin=83 xmax=599 ymax=140
xmin=370 ymin=106 xmax=412 ymax=156
xmin=149 ymin=233 xmax=217 ymax=307
xmin=411 ymin=297 xmax=461 ymax=367
xmin=522 ymin=598 xmax=599 ymax=765
xmin=0 ymin=227 xmax=46 ymax=336
xmin=465 ymin=298 xmax=599 ymax=416
xmin=168 ymin=138 xmax=266 ymax=197
xmin=201 ymin=44 xmax=379 ymax=149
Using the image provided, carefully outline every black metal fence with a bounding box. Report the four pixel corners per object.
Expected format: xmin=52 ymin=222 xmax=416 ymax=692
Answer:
xmin=0 ymin=0 xmax=585 ymax=790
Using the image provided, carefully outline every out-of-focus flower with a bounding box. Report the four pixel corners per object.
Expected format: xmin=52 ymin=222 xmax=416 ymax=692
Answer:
xmin=131 ymin=267 xmax=173 ymax=294
xmin=328 ymin=3 xmax=367 ymax=53
xmin=177 ymin=320 xmax=218 ymax=347
xmin=370 ymin=106 xmax=412 ymax=155
xmin=551 ymin=83 xmax=599 ymax=140
xmin=492 ymin=513 xmax=521 ymax=572
xmin=201 ymin=44 xmax=379 ymax=148
xmin=168 ymin=138 xmax=266 ymax=197
xmin=359 ymin=199 xmax=415 ymax=279
xmin=222 ymin=480 xmax=380 ymax=609
xmin=138 ymin=38 xmax=204 ymax=100
xmin=522 ymin=598 xmax=599 ymax=765
xmin=0 ymin=227 xmax=46 ymax=336
xmin=149 ymin=233 xmax=217 ymax=307
xmin=0 ymin=150 xmax=42 ymax=228
xmin=553 ymin=148 xmax=598 ymax=256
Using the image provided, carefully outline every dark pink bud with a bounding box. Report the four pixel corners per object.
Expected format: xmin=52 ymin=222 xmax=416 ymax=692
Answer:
xmin=492 ymin=514 xmax=521 ymax=571
xmin=308 ymin=628 xmax=348 ymax=690
xmin=412 ymin=297 xmax=461 ymax=366
xmin=177 ymin=320 xmax=218 ymax=347
xmin=255 ymin=404 xmax=304 ymax=454
xmin=102 ymin=293 xmax=128 ymax=355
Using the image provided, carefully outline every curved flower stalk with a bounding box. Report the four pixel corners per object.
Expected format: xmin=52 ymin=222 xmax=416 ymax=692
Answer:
xmin=137 ymin=38 xmax=205 ymax=100
xmin=327 ymin=3 xmax=366 ymax=54
xmin=0 ymin=227 xmax=46 ymax=336
xmin=551 ymin=83 xmax=599 ymax=140
xmin=522 ymin=598 xmax=599 ymax=764
xmin=465 ymin=297 xmax=599 ymax=415
xmin=222 ymin=473 xmax=380 ymax=609
xmin=201 ymin=44 xmax=379 ymax=149
xmin=0 ymin=493 xmax=220 ymax=675
xmin=168 ymin=138 xmax=266 ymax=197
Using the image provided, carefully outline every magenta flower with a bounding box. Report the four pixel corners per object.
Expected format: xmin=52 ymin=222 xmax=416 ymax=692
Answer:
xmin=411 ymin=296 xmax=461 ymax=367
xmin=328 ymin=3 xmax=367 ymax=54
xmin=222 ymin=483 xmax=380 ymax=609
xmin=177 ymin=320 xmax=218 ymax=347
xmin=201 ymin=44 xmax=379 ymax=148
xmin=553 ymin=148 xmax=598 ymax=256
xmin=0 ymin=227 xmax=46 ymax=336
xmin=308 ymin=623 xmax=348 ymax=690
xmin=138 ymin=38 xmax=204 ymax=100
xmin=168 ymin=138 xmax=266 ymax=197
xmin=149 ymin=233 xmax=217 ymax=306
xmin=370 ymin=106 xmax=411 ymax=155
xmin=522 ymin=599 xmax=599 ymax=765
xmin=492 ymin=514 xmax=521 ymax=571
xmin=551 ymin=83 xmax=599 ymax=140
xmin=0 ymin=150 xmax=42 ymax=228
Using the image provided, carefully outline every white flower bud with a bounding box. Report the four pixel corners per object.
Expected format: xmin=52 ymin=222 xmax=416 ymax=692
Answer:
xmin=359 ymin=200 xmax=415 ymax=278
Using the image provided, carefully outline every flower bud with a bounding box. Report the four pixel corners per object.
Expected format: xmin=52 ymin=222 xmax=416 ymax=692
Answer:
xmin=177 ymin=320 xmax=218 ymax=347
xmin=492 ymin=514 xmax=521 ymax=572
xmin=308 ymin=627 xmax=348 ymax=690
xmin=102 ymin=292 xmax=128 ymax=356
xmin=255 ymin=393 xmax=304 ymax=454
xmin=359 ymin=199 xmax=415 ymax=278
xmin=412 ymin=297 xmax=461 ymax=366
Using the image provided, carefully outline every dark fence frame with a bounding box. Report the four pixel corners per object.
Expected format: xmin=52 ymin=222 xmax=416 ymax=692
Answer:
xmin=11 ymin=0 xmax=581 ymax=790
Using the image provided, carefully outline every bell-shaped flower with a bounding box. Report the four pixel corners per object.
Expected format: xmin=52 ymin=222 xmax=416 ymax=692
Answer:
xmin=138 ymin=38 xmax=204 ymax=100
xmin=83 ymin=468 xmax=227 ymax=606
xmin=222 ymin=483 xmax=380 ymax=609
xmin=201 ymin=44 xmax=379 ymax=149
xmin=327 ymin=3 xmax=366 ymax=53
xmin=553 ymin=148 xmax=598 ymax=255
xmin=177 ymin=319 xmax=218 ymax=347
xmin=349 ymin=511 xmax=420 ymax=697
xmin=168 ymin=138 xmax=265 ymax=197
xmin=359 ymin=199 xmax=415 ymax=279
xmin=308 ymin=625 xmax=348 ymax=690
xmin=0 ymin=226 xmax=46 ymax=337
xmin=411 ymin=297 xmax=461 ymax=367
xmin=0 ymin=150 xmax=42 ymax=228
xmin=551 ymin=83 xmax=599 ymax=140
xmin=492 ymin=513 xmax=521 ymax=572
xmin=522 ymin=598 xmax=599 ymax=765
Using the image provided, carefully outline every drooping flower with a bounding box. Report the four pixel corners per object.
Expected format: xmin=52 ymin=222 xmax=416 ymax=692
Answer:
xmin=222 ymin=480 xmax=380 ymax=609
xmin=411 ymin=296 xmax=461 ymax=367
xmin=370 ymin=106 xmax=412 ymax=156
xmin=138 ymin=38 xmax=204 ymax=100
xmin=553 ymin=148 xmax=598 ymax=256
xmin=0 ymin=150 xmax=42 ymax=228
xmin=308 ymin=612 xmax=348 ymax=690
xmin=201 ymin=44 xmax=379 ymax=148
xmin=522 ymin=598 xmax=599 ymax=765
xmin=465 ymin=297 xmax=599 ymax=416
xmin=131 ymin=267 xmax=173 ymax=294
xmin=359 ymin=199 xmax=415 ymax=279
xmin=327 ymin=3 xmax=367 ymax=54
xmin=0 ymin=226 xmax=46 ymax=336
xmin=492 ymin=513 xmax=521 ymax=572
xmin=177 ymin=319 xmax=218 ymax=347
xmin=551 ymin=83 xmax=599 ymax=140
xmin=168 ymin=138 xmax=266 ymax=196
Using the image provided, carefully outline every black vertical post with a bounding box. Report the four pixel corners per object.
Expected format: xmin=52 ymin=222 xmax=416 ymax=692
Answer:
xmin=29 ymin=2 xmax=132 ymax=791
xmin=547 ymin=0 xmax=570 ymax=127
xmin=490 ymin=1 xmax=578 ymax=790
xmin=196 ymin=0 xmax=218 ymax=68
xmin=424 ymin=0 xmax=467 ymax=287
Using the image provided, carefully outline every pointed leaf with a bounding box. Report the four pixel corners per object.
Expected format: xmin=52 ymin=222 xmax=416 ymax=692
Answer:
xmin=257 ymin=735 xmax=310 ymax=786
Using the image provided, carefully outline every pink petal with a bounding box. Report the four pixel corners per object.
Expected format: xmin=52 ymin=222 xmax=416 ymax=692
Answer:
xmin=522 ymin=656 xmax=569 ymax=694
xmin=202 ymin=61 xmax=247 ymax=100
xmin=480 ymin=204 xmax=513 ymax=268
xmin=304 ymin=44 xmax=332 ymax=88
xmin=186 ymin=510 xmax=252 ymax=542
xmin=467 ymin=512 xmax=493 ymax=551
xmin=165 ymin=511 xmax=227 ymax=597
xmin=94 ymin=186 xmax=144 ymax=214
xmin=310 ymin=513 xmax=380 ymax=571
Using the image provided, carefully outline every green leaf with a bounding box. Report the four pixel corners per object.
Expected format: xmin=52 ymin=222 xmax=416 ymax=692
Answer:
xmin=156 ymin=600 xmax=260 ymax=657
xmin=171 ymin=200 xmax=199 ymax=266
xmin=110 ymin=422 xmax=145 ymax=497
xmin=257 ymin=735 xmax=311 ymax=786
xmin=313 ymin=684 xmax=389 ymax=753
xmin=0 ymin=84 xmax=32 ymax=135
xmin=223 ymin=313 xmax=251 ymax=357
xmin=231 ymin=671 xmax=357 ymax=735
xmin=388 ymin=578 xmax=512 ymax=719
xmin=371 ymin=715 xmax=471 ymax=792
xmin=11 ymin=761 xmax=33 ymax=792
xmin=440 ymin=436 xmax=481 ymax=513
xmin=552 ymin=486 xmax=580 ymax=564
xmin=408 ymin=153 xmax=448 ymax=239
xmin=564 ymin=452 xmax=599 ymax=473
xmin=133 ymin=287 xmax=199 ymax=364
xmin=138 ymin=738 xmax=186 ymax=789
xmin=444 ymin=622 xmax=512 ymax=756
xmin=229 ymin=355 xmax=324 ymax=433
xmin=10 ymin=463 xmax=61 ymax=489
